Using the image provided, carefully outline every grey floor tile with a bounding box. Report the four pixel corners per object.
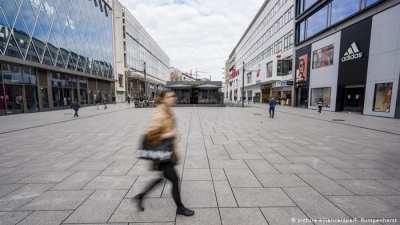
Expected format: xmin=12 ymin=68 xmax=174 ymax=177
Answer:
xmin=211 ymin=169 xmax=227 ymax=180
xmin=0 ymin=184 xmax=53 ymax=211
xmin=297 ymin=174 xmax=354 ymax=195
xmin=336 ymin=180 xmax=400 ymax=195
xmin=184 ymin=158 xmax=210 ymax=169
xmin=273 ymin=164 xmax=319 ymax=174
xmin=341 ymin=168 xmax=396 ymax=180
xmin=261 ymin=207 xmax=311 ymax=225
xmin=214 ymin=181 xmax=237 ymax=207
xmin=176 ymin=208 xmax=221 ymax=225
xmin=224 ymin=168 xmax=262 ymax=187
xmin=220 ymin=208 xmax=268 ymax=225
xmin=64 ymin=190 xmax=127 ymax=223
xmin=17 ymin=211 xmax=72 ymax=225
xmin=181 ymin=181 xmax=217 ymax=207
xmin=207 ymin=149 xmax=230 ymax=160
xmin=283 ymin=187 xmax=349 ymax=219
xmin=183 ymin=169 xmax=212 ymax=180
xmin=255 ymin=174 xmax=309 ymax=188
xmin=100 ymin=161 xmax=136 ymax=176
xmin=0 ymin=211 xmax=32 ymax=225
xmin=328 ymin=196 xmax=400 ymax=218
xmin=17 ymin=171 xmax=74 ymax=184
xmin=312 ymin=167 xmax=356 ymax=180
xmin=233 ymin=188 xmax=295 ymax=207
xmin=68 ymin=162 xmax=113 ymax=171
xmin=125 ymin=175 xmax=164 ymax=198
xmin=83 ymin=176 xmax=137 ymax=190
xmin=51 ymin=171 xmax=101 ymax=190
xmin=229 ymin=153 xmax=264 ymax=160
xmin=109 ymin=198 xmax=176 ymax=223
xmin=260 ymin=153 xmax=292 ymax=164
xmin=245 ymin=159 xmax=279 ymax=174
xmin=377 ymin=196 xmax=400 ymax=208
xmin=0 ymin=184 xmax=25 ymax=198
xmin=378 ymin=180 xmax=400 ymax=191
xmin=209 ymin=160 xmax=248 ymax=169
xmin=20 ymin=190 xmax=93 ymax=210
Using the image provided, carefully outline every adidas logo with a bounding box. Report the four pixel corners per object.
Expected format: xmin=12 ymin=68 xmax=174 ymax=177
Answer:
xmin=342 ymin=42 xmax=363 ymax=62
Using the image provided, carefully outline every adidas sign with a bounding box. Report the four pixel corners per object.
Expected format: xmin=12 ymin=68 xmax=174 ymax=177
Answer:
xmin=342 ymin=42 xmax=363 ymax=62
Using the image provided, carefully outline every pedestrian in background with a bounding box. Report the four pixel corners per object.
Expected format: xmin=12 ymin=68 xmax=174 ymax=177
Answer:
xmin=134 ymin=90 xmax=194 ymax=217
xmin=95 ymin=96 xmax=101 ymax=110
xmin=71 ymin=99 xmax=80 ymax=118
xmin=127 ymin=96 xmax=131 ymax=105
xmin=318 ymin=98 xmax=323 ymax=115
xmin=103 ymin=97 xmax=107 ymax=110
xmin=253 ymin=95 xmax=256 ymax=104
xmin=269 ymin=97 xmax=276 ymax=118
xmin=112 ymin=96 xmax=116 ymax=105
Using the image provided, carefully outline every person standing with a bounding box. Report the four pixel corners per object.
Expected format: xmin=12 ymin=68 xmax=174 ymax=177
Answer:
xmin=71 ymin=99 xmax=80 ymax=117
xmin=317 ymin=98 xmax=323 ymax=114
xmin=112 ymin=96 xmax=116 ymax=105
xmin=95 ymin=96 xmax=101 ymax=110
xmin=269 ymin=97 xmax=277 ymax=118
xmin=134 ymin=90 xmax=194 ymax=217
xmin=253 ymin=95 xmax=256 ymax=104
xmin=103 ymin=97 xmax=107 ymax=110
xmin=127 ymin=96 xmax=131 ymax=105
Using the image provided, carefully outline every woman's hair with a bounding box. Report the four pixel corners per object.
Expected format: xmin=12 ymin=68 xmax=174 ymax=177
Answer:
xmin=156 ymin=90 xmax=173 ymax=103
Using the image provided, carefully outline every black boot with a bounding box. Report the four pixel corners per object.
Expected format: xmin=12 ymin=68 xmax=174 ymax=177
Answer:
xmin=133 ymin=193 xmax=145 ymax=211
xmin=177 ymin=206 xmax=195 ymax=216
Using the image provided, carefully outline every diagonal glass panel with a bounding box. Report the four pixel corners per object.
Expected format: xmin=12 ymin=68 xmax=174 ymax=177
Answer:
xmin=47 ymin=41 xmax=57 ymax=61
xmin=42 ymin=0 xmax=57 ymax=28
xmin=0 ymin=0 xmax=19 ymax=29
xmin=19 ymin=0 xmax=37 ymax=36
xmin=59 ymin=47 xmax=68 ymax=68
xmin=55 ymin=49 xmax=64 ymax=68
xmin=25 ymin=40 xmax=40 ymax=62
xmin=36 ymin=2 xmax=52 ymax=43
xmin=5 ymin=34 xmax=23 ymax=58
xmin=0 ymin=9 xmax=12 ymax=54
xmin=13 ymin=11 xmax=31 ymax=59
xmin=31 ymin=37 xmax=45 ymax=62
xmin=42 ymin=45 xmax=53 ymax=65
xmin=29 ymin=0 xmax=42 ymax=18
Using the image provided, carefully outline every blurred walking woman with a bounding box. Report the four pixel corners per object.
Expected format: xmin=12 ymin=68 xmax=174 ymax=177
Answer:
xmin=134 ymin=90 xmax=194 ymax=216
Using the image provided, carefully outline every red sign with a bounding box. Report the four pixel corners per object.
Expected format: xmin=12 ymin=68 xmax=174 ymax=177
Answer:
xmin=277 ymin=54 xmax=281 ymax=58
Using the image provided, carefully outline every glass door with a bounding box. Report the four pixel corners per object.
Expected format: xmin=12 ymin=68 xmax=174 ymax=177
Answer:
xmin=4 ymin=84 xmax=24 ymax=114
xmin=63 ymin=88 xmax=71 ymax=108
xmin=343 ymin=87 xmax=364 ymax=113
xmin=0 ymin=84 xmax=6 ymax=116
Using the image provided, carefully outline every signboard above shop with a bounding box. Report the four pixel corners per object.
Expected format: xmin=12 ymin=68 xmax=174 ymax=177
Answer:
xmin=182 ymin=81 xmax=206 ymax=85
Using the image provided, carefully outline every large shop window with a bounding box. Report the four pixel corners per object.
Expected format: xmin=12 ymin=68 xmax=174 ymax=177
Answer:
xmin=278 ymin=56 xmax=293 ymax=76
xmin=297 ymin=0 xmax=318 ymax=15
xmin=267 ymin=62 xmax=273 ymax=78
xmin=247 ymin=72 xmax=252 ymax=84
xmin=373 ymin=83 xmax=392 ymax=113
xmin=311 ymin=87 xmax=331 ymax=107
xmin=306 ymin=5 xmax=328 ymax=38
xmin=312 ymin=44 xmax=334 ymax=69
xmin=331 ymin=0 xmax=360 ymax=25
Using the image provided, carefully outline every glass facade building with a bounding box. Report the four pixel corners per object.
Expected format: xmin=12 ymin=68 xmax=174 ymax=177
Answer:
xmin=0 ymin=0 xmax=114 ymax=115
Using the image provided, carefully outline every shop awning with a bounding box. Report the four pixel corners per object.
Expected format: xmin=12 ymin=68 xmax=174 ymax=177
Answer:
xmin=166 ymin=84 xmax=192 ymax=89
xmin=196 ymin=84 xmax=220 ymax=89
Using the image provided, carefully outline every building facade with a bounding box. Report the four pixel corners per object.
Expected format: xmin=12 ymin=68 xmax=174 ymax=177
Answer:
xmin=293 ymin=0 xmax=400 ymax=118
xmin=113 ymin=0 xmax=170 ymax=101
xmin=0 ymin=0 xmax=114 ymax=116
xmin=227 ymin=0 xmax=295 ymax=104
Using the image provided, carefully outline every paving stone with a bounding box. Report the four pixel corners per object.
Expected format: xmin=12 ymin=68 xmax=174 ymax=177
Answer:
xmin=287 ymin=157 xmax=326 ymax=165
xmin=181 ymin=181 xmax=217 ymax=207
xmin=83 ymin=151 xmax=117 ymax=162
xmin=260 ymin=153 xmax=292 ymax=164
xmin=183 ymin=169 xmax=212 ymax=180
xmin=223 ymin=144 xmax=246 ymax=153
xmin=184 ymin=158 xmax=210 ymax=168
xmin=328 ymin=196 xmax=400 ymax=218
xmin=0 ymin=184 xmax=25 ymax=198
xmin=341 ymin=168 xmax=398 ymax=180
xmin=206 ymin=149 xmax=231 ymax=160
xmin=312 ymin=166 xmax=356 ymax=180
xmin=214 ymin=181 xmax=237 ymax=207
xmin=224 ymin=169 xmax=262 ymax=187
xmin=100 ymin=161 xmax=136 ymax=175
xmin=336 ymin=180 xmax=400 ymax=196
xmin=68 ymin=161 xmax=113 ymax=171
xmin=0 ymin=184 xmax=53 ymax=211
xmin=243 ymin=147 xmax=275 ymax=153
xmin=378 ymin=180 xmax=400 ymax=191
xmin=297 ymin=174 xmax=354 ymax=195
xmin=125 ymin=175 xmax=164 ymax=198
xmin=283 ymin=187 xmax=349 ymax=219
xmin=220 ymin=208 xmax=268 ymax=225
xmin=17 ymin=171 xmax=74 ymax=183
xmin=0 ymin=211 xmax=32 ymax=225
xmin=20 ymin=190 xmax=93 ymax=210
xmin=64 ymin=190 xmax=127 ymax=223
xmin=209 ymin=160 xmax=248 ymax=169
xmin=17 ymin=211 xmax=72 ymax=225
xmin=233 ymin=188 xmax=295 ymax=207
xmin=273 ymin=164 xmax=319 ymax=174
xmin=255 ymin=174 xmax=309 ymax=188
xmin=211 ymin=169 xmax=227 ymax=180
xmin=261 ymin=207 xmax=311 ymax=225
xmin=126 ymin=161 xmax=159 ymax=176
xmin=377 ymin=196 xmax=400 ymax=208
xmin=51 ymin=171 xmax=101 ymax=190
xmin=176 ymin=208 xmax=221 ymax=225
xmin=245 ymin=160 xmax=279 ymax=174
xmin=228 ymin=153 xmax=263 ymax=160
xmin=83 ymin=176 xmax=137 ymax=190
xmin=109 ymin=198 xmax=176 ymax=223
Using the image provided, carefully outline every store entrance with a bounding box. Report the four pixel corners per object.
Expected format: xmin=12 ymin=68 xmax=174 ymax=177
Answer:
xmin=4 ymin=84 xmax=24 ymax=115
xmin=296 ymin=87 xmax=309 ymax=108
xmin=342 ymin=87 xmax=364 ymax=113
xmin=191 ymin=88 xmax=199 ymax=104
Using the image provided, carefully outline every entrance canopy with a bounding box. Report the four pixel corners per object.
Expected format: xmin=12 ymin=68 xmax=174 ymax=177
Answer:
xmin=166 ymin=81 xmax=222 ymax=90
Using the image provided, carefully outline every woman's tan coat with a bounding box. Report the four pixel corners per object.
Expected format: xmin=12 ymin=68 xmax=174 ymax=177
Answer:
xmin=145 ymin=104 xmax=178 ymax=165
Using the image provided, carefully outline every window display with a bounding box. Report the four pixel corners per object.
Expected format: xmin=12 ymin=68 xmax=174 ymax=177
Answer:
xmin=311 ymin=87 xmax=331 ymax=107
xmin=267 ymin=62 xmax=273 ymax=78
xmin=313 ymin=44 xmax=334 ymax=69
xmin=373 ymin=83 xmax=392 ymax=113
xmin=296 ymin=54 xmax=308 ymax=83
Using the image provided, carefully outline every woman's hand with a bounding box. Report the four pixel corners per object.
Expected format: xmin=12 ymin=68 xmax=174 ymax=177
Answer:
xmin=161 ymin=129 xmax=177 ymax=139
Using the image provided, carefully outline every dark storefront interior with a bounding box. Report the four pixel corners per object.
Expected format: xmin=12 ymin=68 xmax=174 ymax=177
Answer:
xmin=167 ymin=81 xmax=223 ymax=105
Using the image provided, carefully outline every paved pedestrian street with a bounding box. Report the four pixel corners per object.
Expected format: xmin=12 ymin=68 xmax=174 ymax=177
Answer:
xmin=1 ymin=104 xmax=400 ymax=225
